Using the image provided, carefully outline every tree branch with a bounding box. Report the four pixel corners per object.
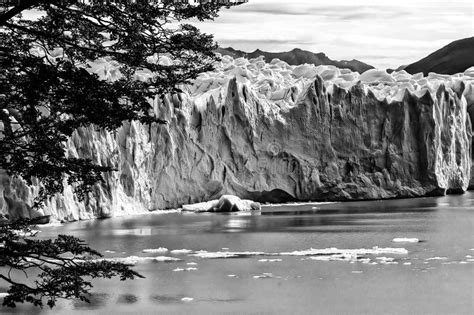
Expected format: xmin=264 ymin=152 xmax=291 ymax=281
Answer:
xmin=0 ymin=0 xmax=42 ymax=26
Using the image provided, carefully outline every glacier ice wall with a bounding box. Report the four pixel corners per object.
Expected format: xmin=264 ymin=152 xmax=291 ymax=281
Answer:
xmin=1 ymin=56 xmax=473 ymax=221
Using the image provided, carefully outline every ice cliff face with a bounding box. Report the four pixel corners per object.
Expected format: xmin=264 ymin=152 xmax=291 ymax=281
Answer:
xmin=1 ymin=56 xmax=473 ymax=221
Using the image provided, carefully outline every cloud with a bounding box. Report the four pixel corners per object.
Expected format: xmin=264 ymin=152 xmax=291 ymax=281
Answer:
xmin=197 ymin=0 xmax=474 ymax=69
xmin=232 ymin=3 xmax=411 ymax=20
xmin=217 ymin=38 xmax=313 ymax=47
xmin=232 ymin=4 xmax=308 ymax=15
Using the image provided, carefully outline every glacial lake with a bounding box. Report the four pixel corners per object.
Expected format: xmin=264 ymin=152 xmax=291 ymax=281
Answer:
xmin=3 ymin=192 xmax=474 ymax=314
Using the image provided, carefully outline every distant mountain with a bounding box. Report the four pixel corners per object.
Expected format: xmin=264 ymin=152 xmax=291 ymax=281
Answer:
xmin=405 ymin=37 xmax=474 ymax=75
xmin=216 ymin=47 xmax=374 ymax=73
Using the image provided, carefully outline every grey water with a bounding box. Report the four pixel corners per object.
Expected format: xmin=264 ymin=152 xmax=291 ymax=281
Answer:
xmin=4 ymin=192 xmax=474 ymax=314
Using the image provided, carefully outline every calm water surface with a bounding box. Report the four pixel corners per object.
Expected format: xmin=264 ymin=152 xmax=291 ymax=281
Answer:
xmin=4 ymin=193 xmax=474 ymax=314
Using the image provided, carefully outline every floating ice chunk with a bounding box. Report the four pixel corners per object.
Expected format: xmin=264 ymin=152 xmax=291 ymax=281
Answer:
xmin=104 ymin=250 xmax=116 ymax=254
xmin=280 ymin=247 xmax=408 ymax=256
xmin=100 ymin=256 xmax=142 ymax=265
xmin=227 ymin=274 xmax=238 ymax=278
xmin=181 ymin=297 xmax=194 ymax=302
xmin=40 ymin=222 xmax=63 ymax=227
xmin=403 ymin=262 xmax=412 ymax=265
xmin=0 ymin=293 xmax=8 ymax=299
xmin=187 ymin=262 xmax=198 ymax=266
xmin=253 ymin=273 xmax=276 ymax=279
xmin=143 ymin=248 xmax=169 ymax=254
xmin=190 ymin=251 xmax=266 ymax=259
xmin=425 ymin=257 xmax=448 ymax=261
xmin=186 ymin=267 xmax=198 ymax=271
xmin=392 ymin=238 xmax=419 ymax=243
xmin=103 ymin=256 xmax=181 ymax=265
xmin=376 ymin=257 xmax=398 ymax=265
xmin=154 ymin=256 xmax=181 ymax=262
xmin=170 ymin=249 xmax=193 ymax=255
xmin=173 ymin=268 xmax=185 ymax=272
xmin=308 ymin=253 xmax=361 ymax=263
xmin=258 ymin=259 xmax=282 ymax=262
xmin=352 ymin=271 xmax=363 ymax=274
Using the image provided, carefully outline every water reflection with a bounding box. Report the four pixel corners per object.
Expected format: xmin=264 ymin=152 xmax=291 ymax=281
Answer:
xmin=150 ymin=295 xmax=186 ymax=304
xmin=72 ymin=293 xmax=109 ymax=310
xmin=7 ymin=192 xmax=474 ymax=314
xmin=111 ymin=228 xmax=152 ymax=236
xmin=116 ymin=294 xmax=138 ymax=304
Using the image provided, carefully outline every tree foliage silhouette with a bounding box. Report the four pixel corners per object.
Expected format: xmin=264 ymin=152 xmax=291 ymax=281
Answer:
xmin=0 ymin=0 xmax=244 ymax=308
xmin=0 ymin=219 xmax=143 ymax=308
xmin=0 ymin=0 xmax=241 ymax=205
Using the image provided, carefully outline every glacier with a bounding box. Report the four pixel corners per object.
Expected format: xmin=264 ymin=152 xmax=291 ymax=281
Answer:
xmin=1 ymin=55 xmax=473 ymax=221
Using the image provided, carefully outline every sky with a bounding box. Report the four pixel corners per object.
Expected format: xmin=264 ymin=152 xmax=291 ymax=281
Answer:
xmin=195 ymin=0 xmax=474 ymax=69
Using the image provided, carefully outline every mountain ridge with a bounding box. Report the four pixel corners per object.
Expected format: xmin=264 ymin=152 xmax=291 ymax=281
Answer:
xmin=405 ymin=37 xmax=474 ymax=75
xmin=216 ymin=47 xmax=374 ymax=73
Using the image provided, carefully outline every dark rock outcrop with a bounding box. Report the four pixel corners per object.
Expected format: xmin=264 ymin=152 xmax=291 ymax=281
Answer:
xmin=405 ymin=37 xmax=474 ymax=76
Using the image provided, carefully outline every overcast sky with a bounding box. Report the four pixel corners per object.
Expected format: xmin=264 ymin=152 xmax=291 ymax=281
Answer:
xmin=195 ymin=0 xmax=473 ymax=69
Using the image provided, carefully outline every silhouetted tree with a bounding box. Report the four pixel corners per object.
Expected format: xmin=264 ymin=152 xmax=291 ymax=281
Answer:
xmin=0 ymin=219 xmax=143 ymax=308
xmin=0 ymin=0 xmax=242 ymax=205
xmin=0 ymin=0 xmax=245 ymax=308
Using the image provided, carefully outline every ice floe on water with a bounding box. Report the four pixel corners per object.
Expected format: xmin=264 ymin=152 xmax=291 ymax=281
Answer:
xmin=307 ymin=254 xmax=367 ymax=263
xmin=184 ymin=247 xmax=408 ymax=267
xmin=280 ymin=247 xmax=409 ymax=256
xmin=173 ymin=267 xmax=197 ymax=272
xmin=101 ymin=256 xmax=181 ymax=265
xmin=190 ymin=251 xmax=266 ymax=259
xmin=186 ymin=262 xmax=198 ymax=266
xmin=227 ymin=274 xmax=238 ymax=278
xmin=143 ymin=248 xmax=169 ymax=254
xmin=392 ymin=238 xmax=420 ymax=243
xmin=170 ymin=249 xmax=193 ymax=255
xmin=253 ymin=273 xmax=280 ymax=279
xmin=0 ymin=293 xmax=9 ymax=298
xmin=39 ymin=222 xmax=63 ymax=227
xmin=154 ymin=256 xmax=182 ymax=262
xmin=425 ymin=257 xmax=448 ymax=261
xmin=189 ymin=247 xmax=408 ymax=259
xmin=376 ymin=257 xmax=398 ymax=265
xmin=181 ymin=297 xmax=193 ymax=302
